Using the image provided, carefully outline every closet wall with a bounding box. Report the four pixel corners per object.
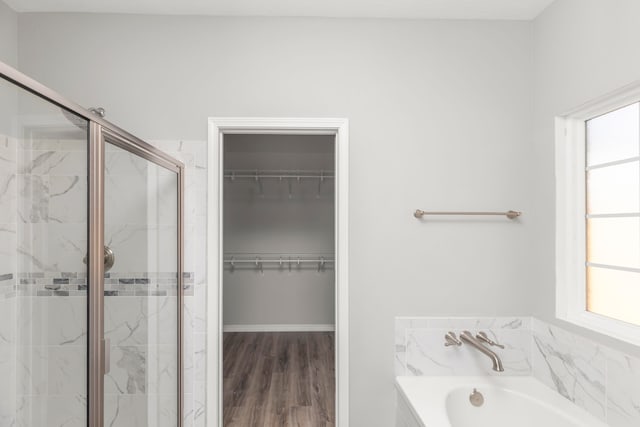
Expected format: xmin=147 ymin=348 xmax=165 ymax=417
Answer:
xmin=223 ymin=134 xmax=335 ymax=329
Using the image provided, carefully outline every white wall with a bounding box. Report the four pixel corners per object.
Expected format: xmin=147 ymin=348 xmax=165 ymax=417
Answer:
xmin=532 ymin=0 xmax=640 ymax=358
xmin=0 ymin=0 xmax=18 ymax=131
xmin=16 ymin=15 xmax=534 ymax=426
xmin=223 ymin=134 xmax=335 ymax=327
xmin=0 ymin=0 xmax=17 ymax=67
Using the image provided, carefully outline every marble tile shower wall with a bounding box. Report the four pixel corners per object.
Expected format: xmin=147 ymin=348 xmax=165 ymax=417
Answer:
xmin=0 ymin=134 xmax=17 ymax=426
xmin=395 ymin=316 xmax=640 ymax=427
xmin=148 ymin=140 xmax=208 ymax=427
xmin=0 ymin=135 xmax=207 ymax=426
xmin=0 ymin=134 xmax=17 ymax=298
xmin=17 ymin=136 xmax=87 ymax=283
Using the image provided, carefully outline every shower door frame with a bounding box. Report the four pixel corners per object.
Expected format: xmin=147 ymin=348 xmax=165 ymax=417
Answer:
xmin=0 ymin=61 xmax=186 ymax=427
xmin=207 ymin=117 xmax=350 ymax=426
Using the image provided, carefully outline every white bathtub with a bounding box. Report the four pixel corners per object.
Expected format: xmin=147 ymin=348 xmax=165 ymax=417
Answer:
xmin=395 ymin=376 xmax=609 ymax=427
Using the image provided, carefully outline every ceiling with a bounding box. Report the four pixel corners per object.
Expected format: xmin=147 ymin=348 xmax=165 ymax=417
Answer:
xmin=5 ymin=0 xmax=556 ymax=20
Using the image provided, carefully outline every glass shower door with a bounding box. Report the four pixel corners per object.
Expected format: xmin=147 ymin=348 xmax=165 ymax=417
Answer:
xmin=11 ymin=91 xmax=89 ymax=427
xmin=1 ymin=62 xmax=184 ymax=427
xmin=101 ymin=132 xmax=182 ymax=426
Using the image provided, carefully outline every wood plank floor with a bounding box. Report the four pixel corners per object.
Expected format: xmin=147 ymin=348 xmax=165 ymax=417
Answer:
xmin=223 ymin=332 xmax=335 ymax=427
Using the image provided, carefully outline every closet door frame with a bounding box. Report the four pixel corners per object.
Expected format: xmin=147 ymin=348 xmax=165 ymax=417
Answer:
xmin=207 ymin=117 xmax=350 ymax=427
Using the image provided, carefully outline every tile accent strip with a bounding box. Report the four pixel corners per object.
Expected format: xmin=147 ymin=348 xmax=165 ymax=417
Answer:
xmin=11 ymin=271 xmax=195 ymax=296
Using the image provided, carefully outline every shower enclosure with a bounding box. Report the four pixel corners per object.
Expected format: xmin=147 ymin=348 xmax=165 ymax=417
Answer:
xmin=0 ymin=62 xmax=184 ymax=426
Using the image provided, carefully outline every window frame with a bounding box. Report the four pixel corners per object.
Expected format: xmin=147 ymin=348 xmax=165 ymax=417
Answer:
xmin=556 ymin=81 xmax=640 ymax=346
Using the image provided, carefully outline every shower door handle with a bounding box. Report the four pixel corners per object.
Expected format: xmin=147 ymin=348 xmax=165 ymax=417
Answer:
xmin=82 ymin=245 xmax=116 ymax=272
xmin=103 ymin=338 xmax=111 ymax=375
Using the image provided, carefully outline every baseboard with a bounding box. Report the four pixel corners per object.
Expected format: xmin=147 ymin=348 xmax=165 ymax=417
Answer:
xmin=223 ymin=324 xmax=335 ymax=332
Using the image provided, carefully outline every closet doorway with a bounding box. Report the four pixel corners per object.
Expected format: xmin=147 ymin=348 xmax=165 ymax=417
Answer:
xmin=207 ymin=118 xmax=349 ymax=427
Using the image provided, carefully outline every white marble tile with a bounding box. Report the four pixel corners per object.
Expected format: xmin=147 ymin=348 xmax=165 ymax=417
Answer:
xmin=531 ymin=319 xmax=607 ymax=421
xmin=394 ymin=318 xmax=409 ymax=376
xmin=147 ymin=296 xmax=179 ymax=346
xmin=153 ymin=393 xmax=180 ymax=427
xmin=0 ymin=296 xmax=15 ymax=343
xmin=0 ymin=135 xmax=17 ymax=164
xmin=16 ymin=345 xmax=48 ymax=396
xmin=0 ymin=223 xmax=17 ymax=277
xmin=47 ymin=297 xmax=87 ymax=346
xmin=396 ymin=317 xmax=531 ymax=377
xmin=25 ymin=136 xmax=87 ymax=152
xmin=105 ymin=174 xmax=148 ymax=226
xmin=104 ymin=223 xmax=149 ymax=274
xmin=183 ymin=297 xmax=195 ymax=393
xmin=185 ymin=185 xmax=206 ymax=220
xmin=48 ymin=345 xmax=86 ymax=395
xmin=151 ymin=170 xmax=179 ymax=226
xmin=182 ymin=223 xmax=197 ymax=276
xmin=146 ymin=225 xmax=179 ymax=274
xmin=193 ymin=230 xmax=207 ymax=287
xmin=405 ymin=328 xmax=531 ymax=376
xmin=194 ymin=285 xmax=207 ymax=334
xmin=146 ymin=139 xmax=207 ymax=425
xmin=45 ymin=394 xmax=87 ymax=427
xmin=193 ymin=333 xmax=206 ymax=383
xmin=0 ymin=298 xmax=16 ymax=426
xmin=104 ymin=394 xmax=148 ymax=427
xmin=147 ymin=345 xmax=178 ymax=395
xmin=0 ymin=173 xmax=17 ymax=224
xmin=17 ymin=223 xmax=51 ymax=273
xmin=48 ymin=175 xmax=87 ymax=224
xmin=16 ymin=297 xmax=47 ymax=346
xmin=105 ymin=345 xmax=147 ymax=395
xmin=105 ymin=296 xmax=149 ymax=346
xmin=19 ymin=150 xmax=85 ymax=176
xmin=14 ymin=395 xmax=30 ymax=427
xmin=193 ymin=380 xmax=206 ymax=427
xmin=19 ymin=394 xmax=87 ymax=427
xmin=104 ymin=150 xmax=148 ymax=177
xmin=17 ymin=174 xmax=49 ymax=223
xmin=47 ymin=223 xmax=87 ymax=272
xmin=183 ymin=392 xmax=194 ymax=427
xmin=606 ymin=350 xmax=640 ymax=427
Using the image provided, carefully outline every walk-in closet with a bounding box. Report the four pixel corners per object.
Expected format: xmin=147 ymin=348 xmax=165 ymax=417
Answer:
xmin=222 ymin=134 xmax=336 ymax=426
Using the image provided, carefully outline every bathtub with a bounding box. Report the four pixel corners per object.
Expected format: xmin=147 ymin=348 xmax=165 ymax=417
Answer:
xmin=395 ymin=376 xmax=609 ymax=427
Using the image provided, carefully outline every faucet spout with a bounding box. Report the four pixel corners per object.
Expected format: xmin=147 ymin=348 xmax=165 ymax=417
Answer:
xmin=459 ymin=330 xmax=504 ymax=372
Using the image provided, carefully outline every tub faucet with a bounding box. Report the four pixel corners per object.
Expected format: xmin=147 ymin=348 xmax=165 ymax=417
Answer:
xmin=459 ymin=330 xmax=504 ymax=372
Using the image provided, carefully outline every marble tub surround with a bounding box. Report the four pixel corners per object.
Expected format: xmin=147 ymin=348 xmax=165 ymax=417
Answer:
xmin=396 ymin=317 xmax=531 ymax=376
xmin=532 ymin=318 xmax=640 ymax=427
xmin=396 ymin=316 xmax=640 ymax=427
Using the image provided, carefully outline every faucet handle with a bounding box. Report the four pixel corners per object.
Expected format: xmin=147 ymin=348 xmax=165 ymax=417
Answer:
xmin=444 ymin=331 xmax=462 ymax=347
xmin=476 ymin=331 xmax=505 ymax=349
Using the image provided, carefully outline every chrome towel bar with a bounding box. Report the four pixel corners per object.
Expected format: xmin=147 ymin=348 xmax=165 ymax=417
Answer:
xmin=414 ymin=209 xmax=522 ymax=219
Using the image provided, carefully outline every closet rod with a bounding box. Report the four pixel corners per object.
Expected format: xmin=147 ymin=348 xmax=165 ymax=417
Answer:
xmin=224 ymin=169 xmax=334 ymax=180
xmin=224 ymin=256 xmax=335 ymax=272
xmin=223 ymin=258 xmax=335 ymax=264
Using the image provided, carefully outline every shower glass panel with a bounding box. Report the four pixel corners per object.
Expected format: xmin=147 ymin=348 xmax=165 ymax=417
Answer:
xmin=103 ymin=139 xmax=180 ymax=426
xmin=1 ymin=62 xmax=183 ymax=427
xmin=0 ymin=76 xmax=89 ymax=425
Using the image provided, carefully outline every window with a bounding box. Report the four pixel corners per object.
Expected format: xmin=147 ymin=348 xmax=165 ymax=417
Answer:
xmin=556 ymin=83 xmax=640 ymax=344
xmin=585 ymin=102 xmax=640 ymax=325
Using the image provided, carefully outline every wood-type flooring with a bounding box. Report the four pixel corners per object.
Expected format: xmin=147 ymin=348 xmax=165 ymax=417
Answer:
xmin=223 ymin=332 xmax=335 ymax=427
